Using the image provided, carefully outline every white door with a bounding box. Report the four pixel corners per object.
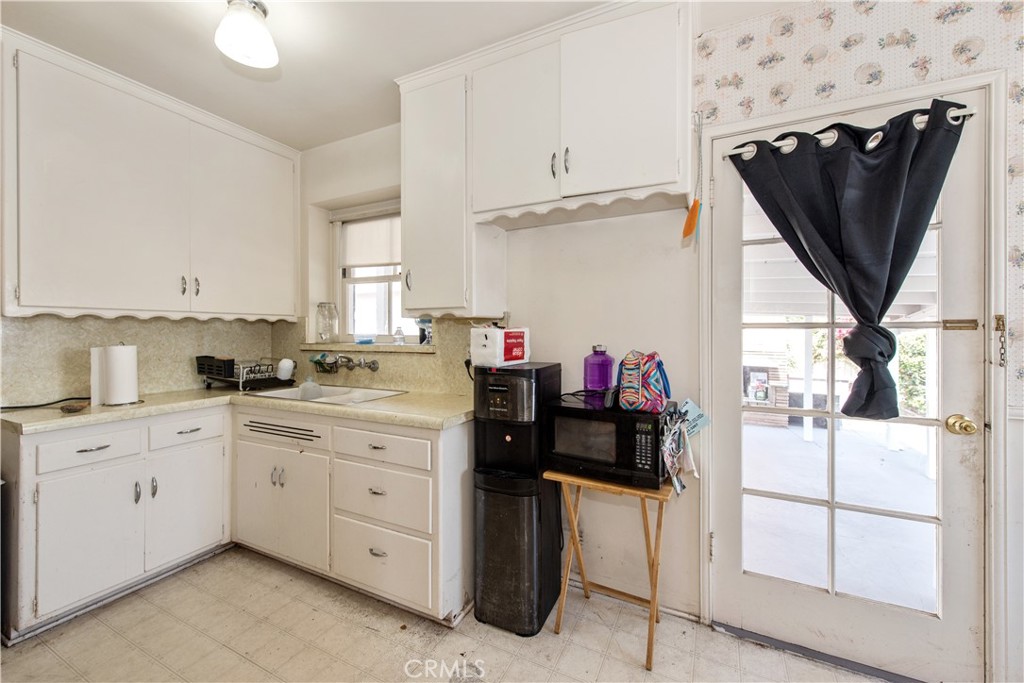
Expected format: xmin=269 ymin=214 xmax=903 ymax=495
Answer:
xmin=471 ymin=43 xmax=561 ymax=213
xmin=188 ymin=123 xmax=295 ymax=317
xmin=234 ymin=440 xmax=282 ymax=553
xmin=16 ymin=51 xmax=190 ymax=312
xmin=559 ymin=4 xmax=679 ymax=197
xmin=36 ymin=462 xmax=146 ymax=616
xmin=145 ymin=441 xmax=224 ymax=571
xmin=274 ymin=448 xmax=330 ymax=572
xmin=709 ymin=89 xmax=986 ymax=681
xmin=401 ymin=76 xmax=467 ymax=312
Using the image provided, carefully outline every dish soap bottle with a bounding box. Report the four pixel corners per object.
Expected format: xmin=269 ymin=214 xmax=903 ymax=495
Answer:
xmin=298 ymin=376 xmax=323 ymax=400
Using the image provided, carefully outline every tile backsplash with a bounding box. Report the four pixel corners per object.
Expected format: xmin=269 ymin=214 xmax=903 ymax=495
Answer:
xmin=0 ymin=314 xmax=476 ymax=407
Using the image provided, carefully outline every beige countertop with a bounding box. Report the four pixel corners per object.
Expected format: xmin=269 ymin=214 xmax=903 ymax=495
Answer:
xmin=2 ymin=387 xmax=474 ymax=436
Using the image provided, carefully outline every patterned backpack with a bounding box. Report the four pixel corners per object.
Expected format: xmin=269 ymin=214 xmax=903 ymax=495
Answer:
xmin=617 ymin=350 xmax=671 ymax=413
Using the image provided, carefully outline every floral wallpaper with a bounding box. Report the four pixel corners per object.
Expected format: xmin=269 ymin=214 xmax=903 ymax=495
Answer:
xmin=696 ymin=0 xmax=1024 ymax=408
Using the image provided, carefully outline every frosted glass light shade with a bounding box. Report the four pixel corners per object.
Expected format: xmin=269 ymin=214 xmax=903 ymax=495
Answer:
xmin=215 ymin=0 xmax=279 ymax=69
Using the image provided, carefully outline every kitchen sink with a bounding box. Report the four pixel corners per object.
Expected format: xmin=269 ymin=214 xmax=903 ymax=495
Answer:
xmin=254 ymin=386 xmax=404 ymax=405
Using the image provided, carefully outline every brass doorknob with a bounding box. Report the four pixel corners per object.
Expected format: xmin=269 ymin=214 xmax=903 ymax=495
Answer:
xmin=945 ymin=414 xmax=978 ymax=435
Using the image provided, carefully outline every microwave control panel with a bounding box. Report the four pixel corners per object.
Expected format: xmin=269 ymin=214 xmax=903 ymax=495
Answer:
xmin=634 ymin=421 xmax=656 ymax=472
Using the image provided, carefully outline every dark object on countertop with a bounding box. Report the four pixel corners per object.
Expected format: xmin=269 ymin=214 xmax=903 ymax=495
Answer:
xmin=60 ymin=402 xmax=89 ymax=414
xmin=1 ymin=396 xmax=90 ymax=411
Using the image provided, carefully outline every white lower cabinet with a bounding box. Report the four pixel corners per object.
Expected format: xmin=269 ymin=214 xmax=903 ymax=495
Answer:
xmin=234 ymin=440 xmax=330 ymax=572
xmin=1 ymin=407 xmax=229 ymax=641
xmin=36 ymin=461 xmax=147 ymax=617
xmin=330 ymin=421 xmax=472 ymax=623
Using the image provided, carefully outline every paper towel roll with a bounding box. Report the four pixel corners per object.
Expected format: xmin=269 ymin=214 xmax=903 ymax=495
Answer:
xmin=93 ymin=344 xmax=139 ymax=406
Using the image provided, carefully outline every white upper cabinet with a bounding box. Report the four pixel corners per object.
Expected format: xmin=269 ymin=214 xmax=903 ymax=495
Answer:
xmin=15 ymin=51 xmax=191 ymax=313
xmin=189 ymin=124 xmax=296 ymax=318
xmin=471 ymin=44 xmax=561 ymax=213
xmin=560 ymin=4 xmax=680 ymax=197
xmin=1 ymin=33 xmax=299 ymax=320
xmin=470 ymin=4 xmax=683 ymax=214
xmin=400 ymin=76 xmax=470 ymax=313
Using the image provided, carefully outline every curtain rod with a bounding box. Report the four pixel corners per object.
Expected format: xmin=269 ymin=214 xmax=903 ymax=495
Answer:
xmin=721 ymin=106 xmax=976 ymax=159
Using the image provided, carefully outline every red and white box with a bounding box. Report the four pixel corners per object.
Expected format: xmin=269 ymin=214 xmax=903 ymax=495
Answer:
xmin=470 ymin=327 xmax=530 ymax=368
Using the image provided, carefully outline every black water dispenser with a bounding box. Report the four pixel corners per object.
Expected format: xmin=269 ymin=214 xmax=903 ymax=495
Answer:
xmin=473 ymin=362 xmax=561 ymax=636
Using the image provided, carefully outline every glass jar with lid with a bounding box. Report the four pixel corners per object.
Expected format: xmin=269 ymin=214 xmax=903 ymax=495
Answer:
xmin=315 ymin=302 xmax=339 ymax=342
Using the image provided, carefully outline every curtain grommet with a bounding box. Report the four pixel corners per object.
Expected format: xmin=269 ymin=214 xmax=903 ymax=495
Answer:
xmin=777 ymin=136 xmax=798 ymax=154
xmin=947 ymin=108 xmax=968 ymax=125
xmin=818 ymin=129 xmax=839 ymax=148
xmin=865 ymin=131 xmax=884 ymax=151
xmin=912 ymin=113 xmax=928 ymax=131
xmin=738 ymin=143 xmax=757 ymax=160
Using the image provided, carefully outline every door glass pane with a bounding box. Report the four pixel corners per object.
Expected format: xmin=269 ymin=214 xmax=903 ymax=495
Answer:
xmin=743 ymin=496 xmax=828 ymax=588
xmin=835 ymin=328 xmax=939 ymax=419
xmin=743 ymin=421 xmax=827 ymax=499
xmin=835 ymin=420 xmax=937 ymax=516
xmin=742 ymin=184 xmax=781 ymax=241
xmin=835 ymin=511 xmax=937 ymax=613
xmin=743 ymin=328 xmax=830 ymax=409
xmin=835 ymin=231 xmax=939 ymax=325
xmin=743 ymin=242 xmax=829 ymax=323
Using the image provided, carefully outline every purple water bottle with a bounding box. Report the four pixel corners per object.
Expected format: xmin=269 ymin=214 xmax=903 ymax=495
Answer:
xmin=583 ymin=345 xmax=614 ymax=407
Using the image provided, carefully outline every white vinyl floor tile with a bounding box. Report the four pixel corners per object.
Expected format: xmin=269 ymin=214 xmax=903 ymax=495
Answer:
xmin=1 ymin=547 xmax=871 ymax=683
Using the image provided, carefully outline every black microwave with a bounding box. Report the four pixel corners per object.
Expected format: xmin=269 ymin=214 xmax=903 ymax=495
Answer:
xmin=543 ymin=400 xmax=667 ymax=490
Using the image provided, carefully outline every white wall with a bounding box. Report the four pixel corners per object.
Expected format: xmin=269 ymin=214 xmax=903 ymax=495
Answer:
xmin=301 ymin=123 xmax=400 ymax=210
xmin=507 ymin=209 xmax=702 ymax=614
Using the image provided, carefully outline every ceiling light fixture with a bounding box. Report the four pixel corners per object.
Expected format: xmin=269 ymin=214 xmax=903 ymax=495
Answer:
xmin=214 ymin=0 xmax=279 ymax=69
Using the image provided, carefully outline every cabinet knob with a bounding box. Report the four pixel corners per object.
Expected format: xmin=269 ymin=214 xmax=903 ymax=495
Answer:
xmin=151 ymin=476 xmax=158 ymax=498
xmin=271 ymin=466 xmax=278 ymax=487
xmin=551 ymin=152 xmax=557 ymax=179
xmin=564 ymin=147 xmax=570 ymax=174
xmin=133 ymin=481 xmax=142 ymax=505
xmin=368 ymin=547 xmax=388 ymax=558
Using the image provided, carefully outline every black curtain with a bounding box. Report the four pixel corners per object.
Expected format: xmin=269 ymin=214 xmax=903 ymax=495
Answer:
xmin=730 ymin=99 xmax=966 ymax=419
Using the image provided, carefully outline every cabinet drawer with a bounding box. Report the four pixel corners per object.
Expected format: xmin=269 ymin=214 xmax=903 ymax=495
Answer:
xmin=36 ymin=429 xmax=142 ymax=475
xmin=333 ymin=460 xmax=432 ymax=533
xmin=149 ymin=414 xmax=224 ymax=451
xmin=332 ymin=515 xmax=431 ymax=609
xmin=332 ymin=427 xmax=430 ymax=471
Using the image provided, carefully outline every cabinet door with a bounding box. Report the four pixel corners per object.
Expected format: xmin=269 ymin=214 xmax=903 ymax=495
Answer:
xmin=471 ymin=44 xmax=561 ymax=212
xmin=275 ymin=448 xmax=330 ymax=571
xmin=189 ymin=123 xmax=296 ymax=318
xmin=560 ymin=5 xmax=679 ymax=197
xmin=401 ymin=76 xmax=468 ymax=312
xmin=36 ymin=462 xmax=146 ymax=617
xmin=234 ymin=441 xmax=282 ymax=553
xmin=16 ymin=51 xmax=190 ymax=312
xmin=145 ymin=441 xmax=224 ymax=571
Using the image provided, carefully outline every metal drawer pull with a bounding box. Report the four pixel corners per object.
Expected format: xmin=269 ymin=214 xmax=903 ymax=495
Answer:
xmin=564 ymin=146 xmax=570 ymax=174
xmin=176 ymin=427 xmax=202 ymax=435
xmin=194 ymin=277 xmax=201 ymax=297
xmin=404 ymin=270 xmax=412 ymax=291
xmin=76 ymin=444 xmax=111 ymax=454
xmin=151 ymin=477 xmax=158 ymax=498
xmin=278 ymin=468 xmax=286 ymax=487
xmin=368 ymin=443 xmax=387 ymax=450
xmin=368 ymin=548 xmax=388 ymax=558
xmin=180 ymin=275 xmax=187 ymax=296
xmin=368 ymin=487 xmax=387 ymax=496
xmin=550 ymin=151 xmax=557 ymax=179
xmin=133 ymin=481 xmax=141 ymax=504
xmin=271 ymin=466 xmax=278 ymax=486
